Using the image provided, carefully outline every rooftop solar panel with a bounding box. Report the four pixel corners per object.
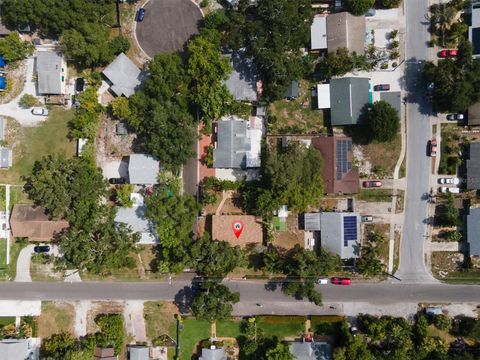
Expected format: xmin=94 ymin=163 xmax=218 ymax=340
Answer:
xmin=343 ymin=215 xmax=357 ymax=246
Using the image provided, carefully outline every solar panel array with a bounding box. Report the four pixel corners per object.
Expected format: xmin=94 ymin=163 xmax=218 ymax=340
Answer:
xmin=336 ymin=139 xmax=353 ymax=180
xmin=343 ymin=215 xmax=357 ymax=246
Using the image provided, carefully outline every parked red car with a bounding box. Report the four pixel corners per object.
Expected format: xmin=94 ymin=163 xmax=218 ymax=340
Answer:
xmin=363 ymin=180 xmax=382 ymax=188
xmin=439 ymin=49 xmax=458 ymax=58
xmin=332 ymin=277 xmax=351 ymax=285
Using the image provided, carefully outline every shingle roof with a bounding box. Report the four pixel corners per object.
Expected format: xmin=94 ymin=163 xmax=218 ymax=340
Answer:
xmin=128 ymin=346 xmax=149 ymax=360
xmin=290 ymin=341 xmax=332 ymax=360
xmin=224 ymin=50 xmax=258 ymax=102
xmin=311 ymin=16 xmax=327 ymax=50
xmin=128 ymin=154 xmax=159 ymax=185
xmin=326 ymin=12 xmax=366 ymax=54
xmin=211 ymin=215 xmax=263 ymax=247
xmin=467 ymin=208 xmax=480 ymax=256
xmin=10 ymin=204 xmax=69 ymax=241
xmin=199 ymin=347 xmax=227 ymax=360
xmin=0 ymin=147 xmax=12 ymax=168
xmin=36 ymin=51 xmax=63 ymax=95
xmin=329 ymin=77 xmax=369 ymax=126
xmin=0 ymin=339 xmax=30 ymax=360
xmin=102 ymin=53 xmax=142 ymax=97
xmin=312 ymin=136 xmax=359 ymax=194
xmin=467 ymin=143 xmax=480 ymax=190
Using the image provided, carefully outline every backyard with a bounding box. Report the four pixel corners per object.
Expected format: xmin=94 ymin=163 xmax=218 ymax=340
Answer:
xmin=2 ymin=109 xmax=76 ymax=184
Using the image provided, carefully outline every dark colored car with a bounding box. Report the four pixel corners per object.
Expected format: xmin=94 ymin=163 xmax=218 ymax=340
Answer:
xmin=373 ymin=84 xmax=390 ymax=91
xmin=363 ymin=180 xmax=382 ymax=188
xmin=34 ymin=245 xmax=50 ymax=254
xmin=446 ymin=113 xmax=464 ymax=121
xmin=136 ymin=8 xmax=145 ymax=21
xmin=109 ymin=177 xmax=127 ymax=185
xmin=331 ymin=277 xmax=351 ymax=285
xmin=75 ymin=77 xmax=85 ymax=93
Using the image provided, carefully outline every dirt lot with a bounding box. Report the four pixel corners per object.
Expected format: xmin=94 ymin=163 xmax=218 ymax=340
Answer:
xmin=431 ymin=251 xmax=464 ymax=277
xmin=272 ymin=215 xmax=304 ymax=250
xmin=143 ymin=301 xmax=178 ymax=342
xmin=38 ymin=301 xmax=75 ymax=338
xmin=357 ymin=133 xmax=401 ymax=178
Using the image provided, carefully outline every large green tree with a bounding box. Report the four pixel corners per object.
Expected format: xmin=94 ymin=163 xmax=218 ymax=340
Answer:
xmin=227 ymin=0 xmax=313 ymax=100
xmin=345 ymin=0 xmax=375 ymax=15
xmin=190 ymin=281 xmax=240 ymax=321
xmin=0 ymin=32 xmax=34 ymax=62
xmin=368 ymin=100 xmax=400 ymax=142
xmin=265 ymin=341 xmax=294 ymax=360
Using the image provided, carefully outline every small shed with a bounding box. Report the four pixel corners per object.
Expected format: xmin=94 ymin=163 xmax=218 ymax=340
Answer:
xmin=76 ymin=138 xmax=87 ymax=157
xmin=284 ymin=80 xmax=299 ymax=100
xmin=0 ymin=148 xmax=12 ymax=168
xmin=116 ymin=122 xmax=128 ymax=135
xmin=316 ymin=84 xmax=331 ymax=109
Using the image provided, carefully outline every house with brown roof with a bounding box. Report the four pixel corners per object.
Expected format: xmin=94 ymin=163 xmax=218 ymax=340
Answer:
xmin=326 ymin=12 xmax=366 ymax=54
xmin=211 ymin=215 xmax=263 ymax=248
xmin=10 ymin=205 xmax=69 ymax=241
xmin=93 ymin=347 xmax=117 ymax=360
xmin=312 ymin=136 xmax=359 ymax=194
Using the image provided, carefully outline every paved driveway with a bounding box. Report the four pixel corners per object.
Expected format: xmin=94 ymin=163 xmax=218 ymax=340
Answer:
xmin=15 ymin=245 xmax=35 ymax=282
xmin=135 ymin=0 xmax=203 ymax=56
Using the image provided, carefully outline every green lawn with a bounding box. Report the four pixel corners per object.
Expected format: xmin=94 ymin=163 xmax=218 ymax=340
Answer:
xmin=217 ymin=319 xmax=243 ymax=338
xmin=442 ymin=271 xmax=480 ymax=284
xmin=176 ymin=318 xmax=211 ymax=360
xmin=310 ymin=316 xmax=345 ymax=337
xmin=357 ymin=189 xmax=394 ymax=202
xmin=0 ymin=317 xmax=15 ymax=326
xmin=2 ymin=109 xmax=75 ymax=184
xmin=0 ymin=239 xmax=27 ymax=280
xmin=256 ymin=316 xmax=305 ymax=339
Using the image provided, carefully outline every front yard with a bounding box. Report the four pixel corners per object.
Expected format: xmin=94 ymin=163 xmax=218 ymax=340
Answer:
xmin=37 ymin=301 xmax=75 ymax=338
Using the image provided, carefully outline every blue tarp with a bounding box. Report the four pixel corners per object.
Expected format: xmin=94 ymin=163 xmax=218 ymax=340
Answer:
xmin=0 ymin=56 xmax=5 ymax=68
xmin=0 ymin=77 xmax=6 ymax=90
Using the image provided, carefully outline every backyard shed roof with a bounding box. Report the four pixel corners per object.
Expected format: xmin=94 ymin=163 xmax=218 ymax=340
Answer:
xmin=467 ymin=208 xmax=480 ymax=256
xmin=329 ymin=77 xmax=369 ymax=126
xmin=311 ymin=16 xmax=327 ymax=50
xmin=102 ymin=53 xmax=142 ymax=97
xmin=128 ymin=346 xmax=149 ymax=360
xmin=312 ymin=136 xmax=359 ymax=194
xmin=128 ymin=154 xmax=159 ymax=185
xmin=284 ymin=80 xmax=299 ymax=99
xmin=316 ymin=84 xmax=331 ymax=109
xmin=224 ymin=50 xmax=258 ymax=102
xmin=326 ymin=12 xmax=366 ymax=54
xmin=36 ymin=51 xmax=63 ymax=94
xmin=211 ymin=215 xmax=263 ymax=247
xmin=93 ymin=347 xmax=117 ymax=360
xmin=0 ymin=339 xmax=30 ymax=360
xmin=467 ymin=143 xmax=480 ymax=190
xmin=10 ymin=204 xmax=69 ymax=241
xmin=0 ymin=147 xmax=12 ymax=168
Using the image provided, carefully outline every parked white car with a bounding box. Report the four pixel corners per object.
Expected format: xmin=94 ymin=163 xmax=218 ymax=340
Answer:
xmin=31 ymin=107 xmax=48 ymax=116
xmin=438 ymin=177 xmax=460 ymax=185
xmin=317 ymin=278 xmax=329 ymax=285
xmin=440 ymin=187 xmax=460 ymax=194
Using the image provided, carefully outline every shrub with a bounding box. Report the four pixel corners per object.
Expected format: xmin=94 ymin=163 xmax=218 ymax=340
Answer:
xmin=200 ymin=0 xmax=209 ymax=8
xmin=19 ymin=94 xmax=39 ymax=108
xmin=116 ymin=184 xmax=134 ymax=207
xmin=433 ymin=314 xmax=452 ymax=332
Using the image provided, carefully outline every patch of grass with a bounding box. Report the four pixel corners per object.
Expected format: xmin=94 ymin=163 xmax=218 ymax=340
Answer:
xmin=0 ymin=186 xmax=5 ymax=209
xmin=357 ymin=189 xmax=394 ymax=202
xmin=399 ymin=157 xmax=406 ymax=178
xmin=268 ymin=80 xmax=325 ymax=135
xmin=0 ymin=316 xmax=15 ymax=326
xmin=256 ymin=316 xmax=305 ymax=339
xmin=37 ymin=301 xmax=75 ymax=338
xmin=393 ymin=230 xmax=400 ymax=273
xmin=80 ymin=251 xmax=141 ymax=281
xmin=427 ymin=324 xmax=456 ymax=343
xmin=310 ymin=316 xmax=344 ymax=337
xmin=217 ymin=319 xmax=243 ymax=338
xmin=2 ymin=109 xmax=76 ymax=184
xmin=441 ymin=271 xmax=480 ymax=284
xmin=177 ymin=318 xmax=211 ymax=360
xmin=144 ymin=301 xmax=177 ymax=342
xmin=439 ymin=123 xmax=461 ymax=175
xmin=361 ymin=133 xmax=401 ymax=177
xmin=0 ymin=239 xmax=27 ymax=280
xmin=8 ymin=186 xmax=31 ymax=211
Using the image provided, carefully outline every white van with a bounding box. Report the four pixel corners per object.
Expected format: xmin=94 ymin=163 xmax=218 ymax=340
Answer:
xmin=440 ymin=187 xmax=460 ymax=194
xmin=31 ymin=107 xmax=48 ymax=116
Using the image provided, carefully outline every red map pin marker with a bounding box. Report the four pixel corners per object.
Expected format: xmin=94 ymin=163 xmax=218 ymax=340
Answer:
xmin=232 ymin=221 xmax=244 ymax=239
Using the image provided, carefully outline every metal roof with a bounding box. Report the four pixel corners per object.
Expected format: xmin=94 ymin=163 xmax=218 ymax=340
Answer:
xmin=114 ymin=205 xmax=157 ymax=244
xmin=224 ymin=50 xmax=257 ymax=102
xmin=467 ymin=208 xmax=480 ymax=256
xmin=36 ymin=51 xmax=63 ymax=94
xmin=284 ymin=80 xmax=299 ymax=99
xmin=0 ymin=147 xmax=12 ymax=168
xmin=128 ymin=154 xmax=159 ymax=185
xmin=102 ymin=53 xmax=142 ymax=98
xmin=128 ymin=346 xmax=149 ymax=360
xmin=304 ymin=213 xmax=321 ymax=231
xmin=0 ymin=339 xmax=30 ymax=360
xmin=311 ymin=16 xmax=327 ymax=50
xmin=199 ymin=347 xmax=227 ymax=360
xmin=330 ymin=77 xmax=369 ymax=126
xmin=321 ymin=212 xmax=360 ymax=259
xmin=467 ymin=143 xmax=480 ymax=189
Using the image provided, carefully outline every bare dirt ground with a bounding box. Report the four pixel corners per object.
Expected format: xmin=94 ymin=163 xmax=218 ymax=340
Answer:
xmin=96 ymin=113 xmax=136 ymax=169
xmin=272 ymin=216 xmax=304 ymax=250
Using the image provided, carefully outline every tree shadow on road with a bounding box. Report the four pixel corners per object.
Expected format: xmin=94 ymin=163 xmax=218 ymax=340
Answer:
xmin=402 ymin=57 xmax=436 ymax=117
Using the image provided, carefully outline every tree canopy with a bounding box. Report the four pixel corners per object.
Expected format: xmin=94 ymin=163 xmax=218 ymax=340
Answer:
xmin=368 ymin=100 xmax=400 ymax=142
xmin=190 ymin=281 xmax=240 ymax=322
xmin=225 ymin=0 xmax=313 ymax=100
xmin=0 ymin=32 xmax=34 ymax=62
xmin=345 ymin=0 xmax=375 ymax=15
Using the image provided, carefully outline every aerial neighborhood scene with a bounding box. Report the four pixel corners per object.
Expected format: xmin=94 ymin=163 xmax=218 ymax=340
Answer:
xmin=1 ymin=0 xmax=480 ymax=359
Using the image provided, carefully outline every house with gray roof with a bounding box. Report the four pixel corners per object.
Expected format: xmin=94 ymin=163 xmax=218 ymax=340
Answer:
xmin=467 ymin=208 xmax=480 ymax=256
xmin=304 ymin=212 xmax=360 ymax=259
xmin=469 ymin=0 xmax=480 ymax=58
xmin=0 ymin=339 xmax=32 ymax=360
xmin=127 ymin=345 xmax=149 ymax=360
xmin=466 ymin=142 xmax=480 ymax=190
xmin=224 ymin=50 xmax=258 ymax=102
xmin=36 ymin=51 xmax=64 ymax=95
xmin=102 ymin=53 xmax=142 ymax=98
xmin=0 ymin=147 xmax=12 ymax=168
xmin=326 ymin=12 xmax=366 ymax=54
xmin=311 ymin=15 xmax=327 ymax=51
xmin=329 ymin=77 xmax=370 ymax=126
xmin=128 ymin=154 xmax=159 ymax=185
xmin=115 ymin=193 xmax=157 ymax=244
xmin=290 ymin=339 xmax=332 ymax=360
xmin=213 ymin=116 xmax=263 ymax=169
xmin=199 ymin=345 xmax=227 ymax=360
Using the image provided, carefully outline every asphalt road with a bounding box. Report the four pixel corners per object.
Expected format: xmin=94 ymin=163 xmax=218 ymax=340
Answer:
xmin=396 ymin=0 xmax=435 ymax=283
xmin=136 ymin=0 xmax=203 ymax=56
xmin=0 ymin=281 xmax=479 ymax=304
